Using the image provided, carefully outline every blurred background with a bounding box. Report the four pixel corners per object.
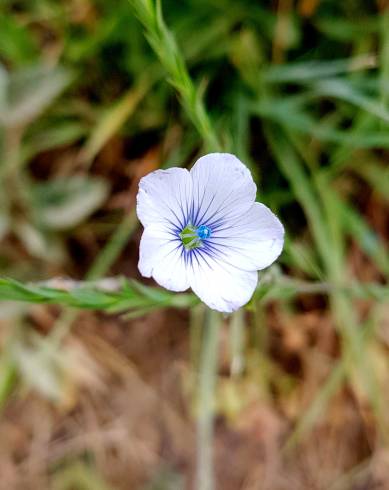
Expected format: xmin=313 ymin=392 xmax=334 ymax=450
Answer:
xmin=0 ymin=0 xmax=389 ymax=489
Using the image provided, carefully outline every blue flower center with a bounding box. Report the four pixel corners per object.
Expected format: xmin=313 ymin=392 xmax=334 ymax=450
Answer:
xmin=179 ymin=223 xmax=211 ymax=250
xmin=197 ymin=225 xmax=212 ymax=240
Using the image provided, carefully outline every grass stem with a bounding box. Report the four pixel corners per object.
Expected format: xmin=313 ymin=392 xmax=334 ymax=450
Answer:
xmin=196 ymin=308 xmax=221 ymax=490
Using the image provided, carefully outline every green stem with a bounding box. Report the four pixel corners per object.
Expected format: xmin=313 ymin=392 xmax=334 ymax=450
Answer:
xmin=229 ymin=309 xmax=245 ymax=377
xmin=196 ymin=308 xmax=221 ymax=490
xmin=128 ymin=0 xmax=221 ymax=152
xmin=86 ymin=209 xmax=138 ymax=281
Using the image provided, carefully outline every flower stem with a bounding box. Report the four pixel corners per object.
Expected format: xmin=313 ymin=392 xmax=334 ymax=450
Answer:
xmin=196 ymin=308 xmax=221 ymax=490
xmin=86 ymin=209 xmax=138 ymax=281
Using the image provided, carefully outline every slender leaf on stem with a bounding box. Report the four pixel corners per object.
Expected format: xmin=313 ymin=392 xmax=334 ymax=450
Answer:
xmin=128 ymin=0 xmax=221 ymax=151
xmin=0 ymin=276 xmax=197 ymax=314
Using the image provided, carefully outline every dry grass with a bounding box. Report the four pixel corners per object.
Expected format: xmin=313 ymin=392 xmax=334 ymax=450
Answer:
xmin=1 ymin=288 xmax=389 ymax=489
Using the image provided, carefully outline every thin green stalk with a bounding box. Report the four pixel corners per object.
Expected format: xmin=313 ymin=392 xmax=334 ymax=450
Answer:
xmin=86 ymin=210 xmax=138 ymax=281
xmin=229 ymin=309 xmax=245 ymax=377
xmin=0 ymin=353 xmax=17 ymax=409
xmin=380 ymin=10 xmax=389 ymax=110
xmin=283 ymin=361 xmax=346 ymax=452
xmin=196 ymin=308 xmax=221 ymax=490
xmin=252 ymin=298 xmax=270 ymax=395
xmin=128 ymin=0 xmax=221 ymax=152
xmin=1 ymin=276 xmax=387 ymax=308
xmin=80 ymin=71 xmax=159 ymax=168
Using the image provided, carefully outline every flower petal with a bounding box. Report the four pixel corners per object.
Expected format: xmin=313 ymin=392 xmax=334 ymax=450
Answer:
xmin=188 ymin=251 xmax=258 ymax=312
xmin=138 ymin=225 xmax=190 ymax=292
xmin=209 ymin=202 xmax=284 ymax=271
xmin=189 ymin=153 xmax=256 ymax=229
xmin=136 ymin=168 xmax=192 ymax=230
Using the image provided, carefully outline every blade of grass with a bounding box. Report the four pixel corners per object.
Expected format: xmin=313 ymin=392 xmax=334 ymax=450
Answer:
xmin=263 ymin=54 xmax=376 ymax=84
xmin=283 ymin=361 xmax=346 ymax=452
xmin=128 ymin=0 xmax=221 ymax=152
xmin=311 ymin=78 xmax=389 ymax=125
xmin=78 ymin=72 xmax=158 ymax=167
xmin=380 ymin=10 xmax=389 ymax=110
xmin=289 ymin=128 xmax=385 ymax=414
xmin=264 ymin=126 xmax=330 ymax=270
xmin=86 ymin=210 xmax=139 ymax=281
xmin=266 ymin=126 xmax=386 ymax=443
xmin=336 ymin=195 xmax=389 ymax=276
xmin=0 ymin=354 xmax=17 ymax=409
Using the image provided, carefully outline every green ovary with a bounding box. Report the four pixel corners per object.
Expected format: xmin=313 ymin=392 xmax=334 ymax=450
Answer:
xmin=179 ymin=224 xmax=201 ymax=250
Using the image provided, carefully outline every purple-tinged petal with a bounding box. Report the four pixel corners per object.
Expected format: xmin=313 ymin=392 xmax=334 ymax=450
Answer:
xmin=138 ymin=224 xmax=190 ymax=292
xmin=210 ymin=202 xmax=284 ymax=271
xmin=189 ymin=153 xmax=256 ymax=228
xmin=137 ymin=168 xmax=192 ymax=230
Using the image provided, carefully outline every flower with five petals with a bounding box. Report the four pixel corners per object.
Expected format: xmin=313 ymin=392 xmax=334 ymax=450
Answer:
xmin=136 ymin=153 xmax=284 ymax=312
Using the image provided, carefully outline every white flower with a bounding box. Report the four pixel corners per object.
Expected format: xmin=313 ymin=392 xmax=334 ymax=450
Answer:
xmin=136 ymin=153 xmax=284 ymax=313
